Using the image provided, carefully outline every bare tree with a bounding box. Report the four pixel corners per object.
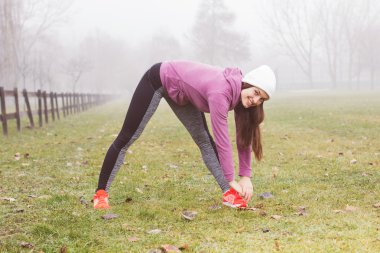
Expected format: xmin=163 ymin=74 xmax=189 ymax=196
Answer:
xmin=318 ymin=0 xmax=354 ymax=88
xmin=64 ymin=54 xmax=91 ymax=93
xmin=147 ymin=33 xmax=182 ymax=63
xmin=266 ymin=0 xmax=319 ymax=87
xmin=359 ymin=22 xmax=380 ymax=90
xmin=0 ymin=0 xmax=73 ymax=89
xmin=0 ymin=0 xmax=21 ymax=88
xmin=189 ymin=0 xmax=250 ymax=66
xmin=17 ymin=0 xmax=72 ymax=88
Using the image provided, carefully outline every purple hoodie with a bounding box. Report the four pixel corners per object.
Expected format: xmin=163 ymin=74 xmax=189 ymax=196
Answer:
xmin=160 ymin=61 xmax=252 ymax=181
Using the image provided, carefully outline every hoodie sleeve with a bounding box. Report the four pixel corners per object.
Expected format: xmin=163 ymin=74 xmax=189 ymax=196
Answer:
xmin=208 ymin=93 xmax=235 ymax=182
xmin=234 ymin=110 xmax=252 ymax=178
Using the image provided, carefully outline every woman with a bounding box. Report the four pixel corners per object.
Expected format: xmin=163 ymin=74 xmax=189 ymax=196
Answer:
xmin=93 ymin=61 xmax=276 ymax=209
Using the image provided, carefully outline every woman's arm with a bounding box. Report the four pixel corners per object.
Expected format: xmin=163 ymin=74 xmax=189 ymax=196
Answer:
xmin=235 ymin=110 xmax=253 ymax=201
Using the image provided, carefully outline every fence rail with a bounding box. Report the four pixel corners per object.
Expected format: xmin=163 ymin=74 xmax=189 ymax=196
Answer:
xmin=0 ymin=87 xmax=114 ymax=136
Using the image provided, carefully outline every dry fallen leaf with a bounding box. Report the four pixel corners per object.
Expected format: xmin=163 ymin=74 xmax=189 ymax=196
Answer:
xmin=333 ymin=209 xmax=344 ymax=214
xmin=0 ymin=197 xmax=16 ymax=202
xmin=60 ymin=245 xmax=67 ymax=253
xmin=102 ymin=213 xmax=119 ymax=220
xmin=179 ymin=244 xmax=189 ymax=251
xmin=20 ymin=242 xmax=33 ymax=248
xmin=254 ymin=203 xmax=264 ymax=209
xmin=373 ymin=202 xmax=380 ymax=208
xmin=258 ymin=192 xmax=274 ymax=199
xmin=259 ymin=210 xmax=267 ymax=216
xmin=272 ymin=167 xmax=279 ymax=178
xmin=345 ymin=205 xmax=358 ymax=212
xmin=121 ymin=223 xmax=137 ymax=231
xmin=209 ymin=204 xmax=221 ymax=210
xmin=128 ymin=237 xmax=140 ymax=242
xmin=271 ymin=215 xmax=282 ymax=220
xmin=37 ymin=195 xmax=51 ymax=199
xmin=148 ymin=249 xmax=163 ymax=253
xmin=168 ymin=164 xmax=178 ymax=169
xmin=295 ymin=206 xmax=308 ymax=216
xmin=235 ymin=226 xmax=245 ymax=233
xmin=160 ymin=244 xmax=181 ymax=253
xmin=147 ymin=229 xmax=162 ymax=234
xmin=14 ymin=153 xmax=21 ymax=161
xmin=274 ymin=240 xmax=280 ymax=251
xmin=350 ymin=159 xmax=357 ymax=164
xmin=79 ymin=196 xmax=88 ymax=208
xmin=182 ymin=210 xmax=197 ymax=221
xmin=135 ymin=188 xmax=143 ymax=194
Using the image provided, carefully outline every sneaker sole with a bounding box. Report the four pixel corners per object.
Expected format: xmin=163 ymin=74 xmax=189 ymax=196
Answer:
xmin=222 ymin=202 xmax=241 ymax=208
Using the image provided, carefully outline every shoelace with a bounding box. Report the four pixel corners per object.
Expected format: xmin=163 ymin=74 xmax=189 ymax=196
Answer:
xmin=96 ymin=194 xmax=107 ymax=205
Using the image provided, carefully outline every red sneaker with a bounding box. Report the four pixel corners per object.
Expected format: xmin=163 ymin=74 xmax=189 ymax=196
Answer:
xmin=222 ymin=188 xmax=247 ymax=208
xmin=93 ymin=189 xmax=110 ymax=209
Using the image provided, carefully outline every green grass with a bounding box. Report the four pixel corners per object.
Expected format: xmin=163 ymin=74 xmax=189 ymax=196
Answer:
xmin=1 ymin=91 xmax=379 ymax=252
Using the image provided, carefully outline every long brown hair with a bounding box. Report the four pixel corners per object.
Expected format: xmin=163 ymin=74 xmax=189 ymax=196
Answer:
xmin=234 ymin=83 xmax=265 ymax=161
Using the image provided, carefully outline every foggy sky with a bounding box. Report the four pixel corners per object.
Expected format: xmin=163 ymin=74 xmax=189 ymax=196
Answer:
xmin=1 ymin=0 xmax=378 ymax=93
xmin=61 ymin=0 xmax=259 ymax=45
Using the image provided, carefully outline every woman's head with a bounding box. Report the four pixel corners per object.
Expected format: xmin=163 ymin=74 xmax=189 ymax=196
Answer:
xmin=236 ymin=65 xmax=276 ymax=161
xmin=235 ymin=84 xmax=265 ymax=161
xmin=241 ymin=65 xmax=276 ymax=97
xmin=240 ymin=83 xmax=269 ymax=108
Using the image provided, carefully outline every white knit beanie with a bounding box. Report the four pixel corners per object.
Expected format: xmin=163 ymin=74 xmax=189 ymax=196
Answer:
xmin=242 ymin=65 xmax=276 ymax=98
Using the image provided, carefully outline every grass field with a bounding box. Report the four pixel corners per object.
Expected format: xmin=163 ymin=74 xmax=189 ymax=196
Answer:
xmin=1 ymin=91 xmax=379 ymax=252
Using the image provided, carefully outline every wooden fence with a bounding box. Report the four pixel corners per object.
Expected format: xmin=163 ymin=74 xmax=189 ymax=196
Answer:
xmin=0 ymin=87 xmax=114 ymax=136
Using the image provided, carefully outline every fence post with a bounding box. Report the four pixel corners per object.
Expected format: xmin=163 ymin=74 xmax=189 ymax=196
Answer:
xmin=50 ymin=92 xmax=55 ymax=121
xmin=74 ymin=93 xmax=77 ymax=113
xmin=14 ymin=88 xmax=21 ymax=131
xmin=76 ymin=93 xmax=80 ymax=113
xmin=55 ymin=93 xmax=60 ymax=120
xmin=0 ymin=87 xmax=8 ymax=136
xmin=82 ymin=94 xmax=86 ymax=111
xmin=43 ymin=91 xmax=48 ymax=123
xmin=61 ymin=93 xmax=66 ymax=118
xmin=37 ymin=90 xmax=42 ymax=127
xmin=69 ymin=93 xmax=73 ymax=114
xmin=81 ymin=94 xmax=84 ymax=111
xmin=23 ymin=89 xmax=35 ymax=128
xmin=66 ymin=93 xmax=70 ymax=115
xmin=86 ymin=94 xmax=89 ymax=109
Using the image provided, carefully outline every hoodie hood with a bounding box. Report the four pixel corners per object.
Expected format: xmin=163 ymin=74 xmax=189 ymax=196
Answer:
xmin=223 ymin=67 xmax=242 ymax=109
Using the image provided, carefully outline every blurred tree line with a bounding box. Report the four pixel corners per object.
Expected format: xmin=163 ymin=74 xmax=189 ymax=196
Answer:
xmin=267 ymin=0 xmax=380 ymax=90
xmin=0 ymin=0 xmax=379 ymax=93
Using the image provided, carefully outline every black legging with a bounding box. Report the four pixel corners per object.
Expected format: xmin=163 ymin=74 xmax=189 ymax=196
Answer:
xmin=96 ymin=63 xmax=229 ymax=193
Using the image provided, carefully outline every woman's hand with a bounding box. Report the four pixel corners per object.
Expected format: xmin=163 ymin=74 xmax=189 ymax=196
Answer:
xmin=228 ymin=181 xmax=243 ymax=195
xmin=238 ymin=176 xmax=253 ymax=202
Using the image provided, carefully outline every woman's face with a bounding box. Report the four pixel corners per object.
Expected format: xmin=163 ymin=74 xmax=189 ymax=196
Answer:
xmin=241 ymin=85 xmax=269 ymax=108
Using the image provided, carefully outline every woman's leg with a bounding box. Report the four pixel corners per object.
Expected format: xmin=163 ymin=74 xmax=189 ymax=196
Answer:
xmin=164 ymin=98 xmax=230 ymax=193
xmin=97 ymin=64 xmax=164 ymax=192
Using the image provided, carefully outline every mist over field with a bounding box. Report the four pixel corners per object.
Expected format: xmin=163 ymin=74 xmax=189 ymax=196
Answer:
xmin=1 ymin=0 xmax=379 ymax=95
